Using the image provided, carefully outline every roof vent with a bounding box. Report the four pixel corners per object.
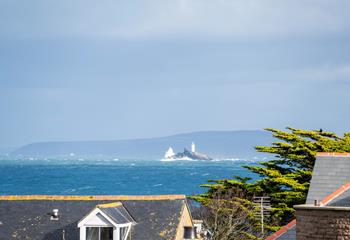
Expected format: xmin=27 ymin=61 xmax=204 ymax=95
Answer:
xmin=50 ymin=209 xmax=59 ymax=220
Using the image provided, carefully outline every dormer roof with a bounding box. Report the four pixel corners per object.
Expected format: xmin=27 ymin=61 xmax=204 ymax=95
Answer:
xmin=97 ymin=202 xmax=135 ymax=225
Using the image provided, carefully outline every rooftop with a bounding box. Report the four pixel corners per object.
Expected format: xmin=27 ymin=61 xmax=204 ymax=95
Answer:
xmin=267 ymin=152 xmax=350 ymax=240
xmin=0 ymin=195 xmax=188 ymax=240
xmin=306 ymin=153 xmax=350 ymax=204
xmin=0 ymin=194 xmax=186 ymax=201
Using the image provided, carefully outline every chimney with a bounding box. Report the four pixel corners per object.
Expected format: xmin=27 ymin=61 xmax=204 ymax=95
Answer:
xmin=314 ymin=199 xmax=320 ymax=206
xmin=50 ymin=209 xmax=59 ymax=220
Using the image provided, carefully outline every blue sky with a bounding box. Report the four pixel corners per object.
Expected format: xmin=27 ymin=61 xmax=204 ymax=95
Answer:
xmin=1 ymin=0 xmax=350 ymax=148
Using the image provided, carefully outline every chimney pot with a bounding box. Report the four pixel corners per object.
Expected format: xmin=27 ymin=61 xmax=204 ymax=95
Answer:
xmin=314 ymin=199 xmax=320 ymax=206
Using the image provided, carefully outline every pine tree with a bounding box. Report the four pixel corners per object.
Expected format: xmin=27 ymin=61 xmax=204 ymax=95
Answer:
xmin=192 ymin=127 xmax=350 ymax=235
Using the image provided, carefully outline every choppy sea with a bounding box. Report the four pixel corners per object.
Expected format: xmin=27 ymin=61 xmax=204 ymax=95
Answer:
xmin=0 ymin=158 xmax=260 ymax=196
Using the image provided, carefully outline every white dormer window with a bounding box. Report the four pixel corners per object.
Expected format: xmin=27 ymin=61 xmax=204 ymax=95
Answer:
xmin=78 ymin=202 xmax=135 ymax=240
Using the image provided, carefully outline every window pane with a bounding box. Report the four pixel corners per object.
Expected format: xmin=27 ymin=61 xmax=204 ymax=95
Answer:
xmin=120 ymin=227 xmax=128 ymax=240
xmin=86 ymin=227 xmax=99 ymax=240
xmin=100 ymin=227 xmax=113 ymax=240
xmin=184 ymin=227 xmax=193 ymax=239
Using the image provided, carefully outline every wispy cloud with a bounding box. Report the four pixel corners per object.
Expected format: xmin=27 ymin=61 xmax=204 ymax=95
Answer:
xmin=295 ymin=65 xmax=350 ymax=83
xmin=1 ymin=0 xmax=350 ymax=39
xmin=1 ymin=0 xmax=350 ymax=146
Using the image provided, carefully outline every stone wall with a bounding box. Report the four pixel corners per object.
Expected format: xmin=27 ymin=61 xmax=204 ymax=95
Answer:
xmin=296 ymin=207 xmax=350 ymax=240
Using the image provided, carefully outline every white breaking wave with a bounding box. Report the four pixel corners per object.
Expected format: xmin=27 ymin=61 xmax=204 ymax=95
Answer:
xmin=160 ymin=157 xmax=267 ymax=163
xmin=160 ymin=157 xmax=198 ymax=162
xmin=160 ymin=158 xmax=177 ymax=162
xmin=164 ymin=147 xmax=175 ymax=159
xmin=211 ymin=158 xmax=242 ymax=162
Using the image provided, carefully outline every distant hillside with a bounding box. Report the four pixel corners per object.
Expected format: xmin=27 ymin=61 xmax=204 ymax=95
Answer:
xmin=0 ymin=147 xmax=16 ymax=156
xmin=11 ymin=130 xmax=274 ymax=159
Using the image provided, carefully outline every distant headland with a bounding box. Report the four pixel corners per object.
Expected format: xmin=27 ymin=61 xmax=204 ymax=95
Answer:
xmin=9 ymin=130 xmax=274 ymax=160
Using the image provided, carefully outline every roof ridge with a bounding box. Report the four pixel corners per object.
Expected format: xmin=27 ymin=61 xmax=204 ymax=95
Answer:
xmin=317 ymin=152 xmax=350 ymax=157
xmin=0 ymin=195 xmax=186 ymax=201
xmin=321 ymin=181 xmax=350 ymax=206
xmin=97 ymin=202 xmax=122 ymax=208
xmin=265 ymin=219 xmax=296 ymax=240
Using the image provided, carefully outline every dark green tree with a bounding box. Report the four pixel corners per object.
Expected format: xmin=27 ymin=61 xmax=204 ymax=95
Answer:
xmin=192 ymin=127 xmax=350 ymax=236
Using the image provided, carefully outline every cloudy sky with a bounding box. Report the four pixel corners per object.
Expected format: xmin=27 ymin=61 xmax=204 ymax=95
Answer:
xmin=1 ymin=0 xmax=350 ymax=148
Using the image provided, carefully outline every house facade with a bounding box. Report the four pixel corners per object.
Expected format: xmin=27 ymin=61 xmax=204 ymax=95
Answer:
xmin=0 ymin=195 xmax=200 ymax=240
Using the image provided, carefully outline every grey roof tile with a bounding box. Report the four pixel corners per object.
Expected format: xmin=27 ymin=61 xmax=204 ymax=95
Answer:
xmin=276 ymin=226 xmax=296 ymax=240
xmin=306 ymin=156 xmax=350 ymax=204
xmin=0 ymin=199 xmax=185 ymax=240
xmin=273 ymin=155 xmax=350 ymax=240
xmin=327 ymin=188 xmax=350 ymax=207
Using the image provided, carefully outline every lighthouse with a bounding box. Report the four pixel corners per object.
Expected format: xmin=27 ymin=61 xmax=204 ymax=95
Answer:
xmin=191 ymin=142 xmax=196 ymax=153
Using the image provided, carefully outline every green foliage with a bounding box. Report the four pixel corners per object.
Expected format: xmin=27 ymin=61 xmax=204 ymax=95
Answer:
xmin=193 ymin=188 xmax=265 ymax=240
xmin=193 ymin=127 xmax=350 ymax=234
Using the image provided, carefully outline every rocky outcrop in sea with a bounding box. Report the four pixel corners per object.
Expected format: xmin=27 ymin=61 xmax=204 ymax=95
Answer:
xmin=172 ymin=148 xmax=212 ymax=161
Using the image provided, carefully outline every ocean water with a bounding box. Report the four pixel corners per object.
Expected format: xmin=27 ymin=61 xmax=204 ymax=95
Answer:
xmin=0 ymin=158 xmax=259 ymax=196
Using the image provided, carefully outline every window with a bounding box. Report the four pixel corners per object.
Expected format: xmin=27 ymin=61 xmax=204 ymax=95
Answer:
xmin=86 ymin=227 xmax=113 ymax=240
xmin=120 ymin=226 xmax=128 ymax=240
xmin=183 ymin=227 xmax=194 ymax=239
xmin=79 ymin=206 xmax=134 ymax=240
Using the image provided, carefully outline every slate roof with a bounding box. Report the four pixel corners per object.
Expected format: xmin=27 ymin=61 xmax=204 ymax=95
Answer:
xmin=266 ymin=220 xmax=296 ymax=240
xmin=97 ymin=202 xmax=136 ymax=224
xmin=306 ymin=153 xmax=350 ymax=204
xmin=0 ymin=195 xmax=187 ymax=240
xmin=326 ymin=187 xmax=350 ymax=207
xmin=267 ymin=153 xmax=350 ymax=240
xmin=274 ymin=226 xmax=296 ymax=240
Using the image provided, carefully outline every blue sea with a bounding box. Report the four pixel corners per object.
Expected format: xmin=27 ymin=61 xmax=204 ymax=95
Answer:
xmin=0 ymin=158 xmax=259 ymax=196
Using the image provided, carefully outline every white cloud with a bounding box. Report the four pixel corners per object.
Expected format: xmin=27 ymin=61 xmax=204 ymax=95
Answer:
xmin=125 ymin=0 xmax=350 ymax=39
xmin=1 ymin=0 xmax=350 ymax=39
xmin=298 ymin=65 xmax=350 ymax=82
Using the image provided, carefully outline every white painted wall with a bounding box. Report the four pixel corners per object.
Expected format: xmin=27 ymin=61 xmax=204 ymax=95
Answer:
xmin=83 ymin=213 xmax=113 ymax=227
